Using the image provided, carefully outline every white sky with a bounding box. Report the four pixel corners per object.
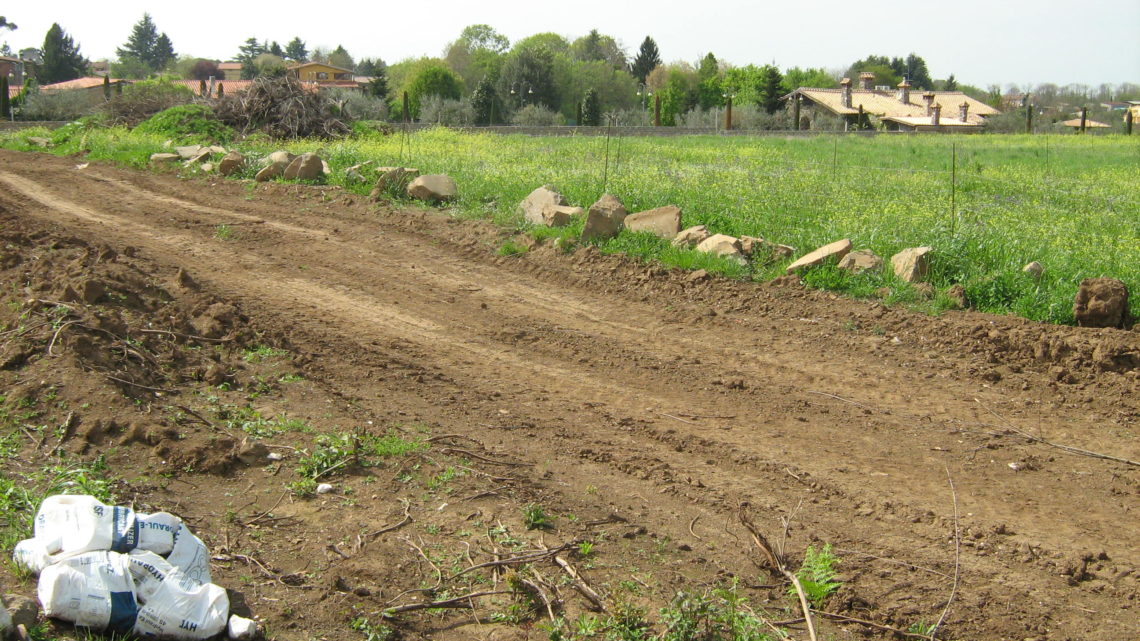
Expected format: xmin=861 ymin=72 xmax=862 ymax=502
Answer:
xmin=3 ymin=0 xmax=1138 ymax=89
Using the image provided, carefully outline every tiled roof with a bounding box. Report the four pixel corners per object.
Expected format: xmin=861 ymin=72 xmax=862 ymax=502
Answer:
xmin=881 ymin=115 xmax=983 ymax=128
xmin=1059 ymin=118 xmax=1110 ymax=128
xmin=39 ymin=77 xmax=119 ymax=92
xmin=169 ymin=79 xmax=254 ymax=94
xmin=788 ymin=88 xmax=1000 ymax=121
xmin=218 ymin=62 xmax=242 ymax=70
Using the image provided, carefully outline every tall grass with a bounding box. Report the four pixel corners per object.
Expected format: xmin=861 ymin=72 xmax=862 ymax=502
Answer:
xmin=5 ymin=125 xmax=1136 ymax=324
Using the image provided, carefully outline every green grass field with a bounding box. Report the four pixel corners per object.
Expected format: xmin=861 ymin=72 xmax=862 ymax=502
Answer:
xmin=5 ymin=124 xmax=1137 ymax=324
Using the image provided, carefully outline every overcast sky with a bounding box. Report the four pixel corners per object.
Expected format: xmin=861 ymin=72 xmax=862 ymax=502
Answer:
xmin=3 ymin=0 xmax=1138 ymax=89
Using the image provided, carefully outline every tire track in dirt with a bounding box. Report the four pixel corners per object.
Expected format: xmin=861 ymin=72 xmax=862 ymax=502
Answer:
xmin=2 ymin=159 xmax=1137 ymax=639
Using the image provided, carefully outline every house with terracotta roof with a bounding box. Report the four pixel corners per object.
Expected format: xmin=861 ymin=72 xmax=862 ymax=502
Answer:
xmin=217 ymin=62 xmax=243 ymax=80
xmin=169 ymin=78 xmax=254 ymax=98
xmin=286 ymin=62 xmax=362 ymax=91
xmin=31 ymin=77 xmax=130 ymax=107
xmin=783 ymin=71 xmax=1000 ymax=132
xmin=0 ymin=56 xmax=31 ymax=84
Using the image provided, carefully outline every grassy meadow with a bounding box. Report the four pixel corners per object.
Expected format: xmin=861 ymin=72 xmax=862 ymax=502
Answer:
xmin=5 ymin=124 xmax=1138 ymax=324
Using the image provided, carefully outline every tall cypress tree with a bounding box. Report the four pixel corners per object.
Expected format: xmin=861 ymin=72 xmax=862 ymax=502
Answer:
xmin=630 ymin=36 xmax=662 ymax=84
xmin=39 ymin=23 xmax=87 ymax=84
xmin=581 ymin=87 xmax=601 ymax=126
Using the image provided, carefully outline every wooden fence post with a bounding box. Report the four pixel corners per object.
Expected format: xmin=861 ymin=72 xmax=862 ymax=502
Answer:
xmin=403 ymin=91 xmax=411 ymax=124
xmin=725 ymin=96 xmax=733 ymax=131
xmin=1079 ymin=106 xmax=1087 ymax=133
xmin=653 ymin=94 xmax=661 ymax=127
xmin=1127 ymin=109 xmax=1134 ymax=135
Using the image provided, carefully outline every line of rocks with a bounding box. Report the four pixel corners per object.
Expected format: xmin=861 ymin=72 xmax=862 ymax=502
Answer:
xmin=149 ymin=152 xmax=1133 ymax=329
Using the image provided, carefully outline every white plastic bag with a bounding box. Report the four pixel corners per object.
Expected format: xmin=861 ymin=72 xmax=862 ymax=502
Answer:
xmin=34 ymin=495 xmax=139 ymax=555
xmin=132 ymin=556 xmax=228 ymax=640
xmin=38 ymin=551 xmax=138 ymax=633
xmin=12 ymin=537 xmax=55 ymax=575
xmin=137 ymin=512 xmax=181 ymax=556
xmin=166 ymin=523 xmax=211 ymax=585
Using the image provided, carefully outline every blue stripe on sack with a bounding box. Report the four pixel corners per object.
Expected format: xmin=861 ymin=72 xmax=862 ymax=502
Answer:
xmin=107 ymin=591 xmax=138 ymax=633
xmin=110 ymin=507 xmax=139 ymax=552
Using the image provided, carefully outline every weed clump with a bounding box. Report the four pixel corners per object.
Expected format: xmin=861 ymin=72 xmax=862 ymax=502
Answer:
xmin=134 ymin=104 xmax=233 ymax=144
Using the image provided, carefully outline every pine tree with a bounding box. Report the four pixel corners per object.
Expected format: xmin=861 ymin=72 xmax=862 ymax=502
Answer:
xmin=117 ymin=14 xmax=159 ymax=70
xmin=236 ymin=38 xmax=265 ymax=79
xmin=39 ymin=23 xmax=87 ymax=84
xmin=581 ymin=87 xmax=601 ymax=126
xmin=630 ymin=36 xmax=661 ymax=83
xmin=284 ymin=37 xmax=307 ymax=62
xmin=904 ymin=53 xmax=933 ymax=89
xmin=268 ymin=41 xmax=284 ymax=58
xmin=0 ymin=17 xmax=15 ymax=31
xmin=153 ymin=32 xmax=175 ymax=71
xmin=944 ymin=74 xmax=958 ymax=91
xmin=758 ymin=65 xmax=783 ymax=114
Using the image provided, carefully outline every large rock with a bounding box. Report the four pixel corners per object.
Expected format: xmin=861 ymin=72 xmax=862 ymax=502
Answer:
xmin=542 ymin=205 xmax=583 ymax=227
xmin=283 ymin=153 xmax=324 ymax=181
xmin=174 ymin=145 xmax=203 ymax=159
xmin=255 ymin=160 xmax=289 ymax=182
xmin=785 ymin=238 xmax=852 ymax=273
xmin=407 ymin=174 xmax=458 ymax=203
xmin=1073 ymin=278 xmax=1129 ymax=328
xmin=519 ymin=186 xmax=568 ymax=225
xmin=580 ymin=194 xmax=627 ymax=242
xmin=149 ymin=153 xmax=181 ymax=165
xmin=4 ymin=593 xmax=38 ymax=629
xmin=838 ymin=249 xmax=883 ymax=274
xmin=672 ymin=225 xmax=710 ymax=248
xmin=625 ymin=205 xmax=682 ymax=238
xmin=696 ymin=234 xmax=746 ymax=264
xmin=891 ymin=247 xmax=932 ymax=283
xmin=218 ymin=151 xmax=245 ymax=176
xmin=1023 ymin=261 xmax=1043 ymax=279
xmin=267 ymin=150 xmax=296 ymax=165
xmin=26 ymin=136 xmax=51 ymax=148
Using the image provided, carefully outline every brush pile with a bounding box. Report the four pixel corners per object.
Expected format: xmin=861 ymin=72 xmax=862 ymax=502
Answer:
xmin=213 ymin=76 xmax=350 ymax=139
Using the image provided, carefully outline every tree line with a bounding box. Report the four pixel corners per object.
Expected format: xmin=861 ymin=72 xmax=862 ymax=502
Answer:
xmin=5 ymin=15 xmax=1139 ymax=126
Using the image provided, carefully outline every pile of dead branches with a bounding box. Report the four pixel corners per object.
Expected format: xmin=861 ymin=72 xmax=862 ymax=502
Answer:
xmin=212 ymin=76 xmax=350 ymax=140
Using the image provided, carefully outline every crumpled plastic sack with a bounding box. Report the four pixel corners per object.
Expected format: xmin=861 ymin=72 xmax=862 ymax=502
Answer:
xmin=38 ymin=551 xmax=138 ymax=634
xmin=14 ymin=495 xmax=210 ymax=583
xmin=13 ymin=495 xmax=233 ymax=640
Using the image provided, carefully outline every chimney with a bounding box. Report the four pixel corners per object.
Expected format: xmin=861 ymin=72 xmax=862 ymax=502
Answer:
xmin=896 ymin=78 xmax=911 ymax=104
xmin=922 ymin=91 xmax=936 ymax=116
xmin=840 ymin=77 xmax=852 ymax=108
xmin=931 ymin=103 xmax=942 ymax=127
xmin=859 ymin=72 xmax=875 ymax=91
xmin=959 ymin=101 xmax=969 ymax=122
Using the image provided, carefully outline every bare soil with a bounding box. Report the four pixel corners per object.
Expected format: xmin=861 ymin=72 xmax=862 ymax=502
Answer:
xmin=0 ymin=149 xmax=1137 ymax=641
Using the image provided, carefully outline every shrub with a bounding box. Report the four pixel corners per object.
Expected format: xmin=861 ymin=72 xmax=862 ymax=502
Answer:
xmin=134 ymin=104 xmax=233 ymax=143
xmin=511 ymin=104 xmax=564 ymax=126
xmin=420 ymin=95 xmax=474 ymax=126
xmin=326 ymin=88 xmax=389 ymax=122
xmin=17 ymin=89 xmax=96 ymax=121
xmin=104 ymin=77 xmax=194 ymax=126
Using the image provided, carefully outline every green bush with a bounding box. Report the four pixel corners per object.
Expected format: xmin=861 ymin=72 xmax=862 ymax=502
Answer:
xmin=134 ymin=104 xmax=233 ymax=143
xmin=104 ymin=77 xmax=194 ymax=126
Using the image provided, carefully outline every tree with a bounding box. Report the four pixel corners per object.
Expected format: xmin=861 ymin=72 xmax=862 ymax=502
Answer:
xmin=496 ymin=44 xmax=559 ymax=111
xmin=630 ymin=36 xmax=661 ymax=83
xmin=0 ymin=17 xmax=15 ymax=31
xmin=117 ymin=14 xmax=173 ymax=73
xmin=844 ymin=55 xmax=899 ymax=86
xmin=570 ymin=29 xmax=626 ymax=69
xmin=251 ymin=53 xmax=286 ymax=78
xmin=1 ymin=77 xmax=10 ymax=119
xmin=236 ymin=38 xmax=265 ymax=79
xmin=284 ymin=37 xmax=307 ymax=62
xmin=943 ymin=74 xmax=958 ymax=91
xmin=404 ymin=63 xmax=463 ymax=118
xmin=153 ymin=33 xmax=175 ymax=71
xmin=902 ymin=53 xmax=932 ymax=89
xmin=781 ymin=67 xmax=835 ymax=92
xmin=187 ymin=59 xmax=221 ymax=81
xmin=471 ymin=75 xmax=496 ymax=124
xmin=445 ymin=24 xmax=509 ymax=94
xmin=758 ymin=65 xmax=783 ymax=114
xmin=696 ymin=53 xmax=722 ymax=109
xmin=328 ymin=45 xmax=353 ymax=71
xmin=267 ymin=41 xmax=284 ymax=58
xmin=38 ymin=23 xmax=87 ymax=84
xmin=581 ymin=87 xmax=601 ymax=125
xmin=0 ymin=43 xmax=11 ymax=56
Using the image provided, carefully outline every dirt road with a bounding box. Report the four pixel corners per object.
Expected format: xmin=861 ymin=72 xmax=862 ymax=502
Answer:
xmin=0 ymin=149 xmax=1136 ymax=640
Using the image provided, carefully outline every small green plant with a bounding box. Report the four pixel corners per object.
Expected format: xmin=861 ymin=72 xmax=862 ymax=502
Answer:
xmin=215 ymin=224 xmax=235 ymax=240
xmin=497 ymin=238 xmax=529 ymax=256
xmin=523 ymin=503 xmax=554 ymax=530
xmin=242 ymin=344 xmax=288 ymax=362
xmin=908 ymin=621 xmax=936 ymax=635
xmin=790 ymin=543 xmax=840 ymax=608
xmin=577 ymin=540 xmax=595 ymax=557
xmin=350 ymin=616 xmax=395 ymax=641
